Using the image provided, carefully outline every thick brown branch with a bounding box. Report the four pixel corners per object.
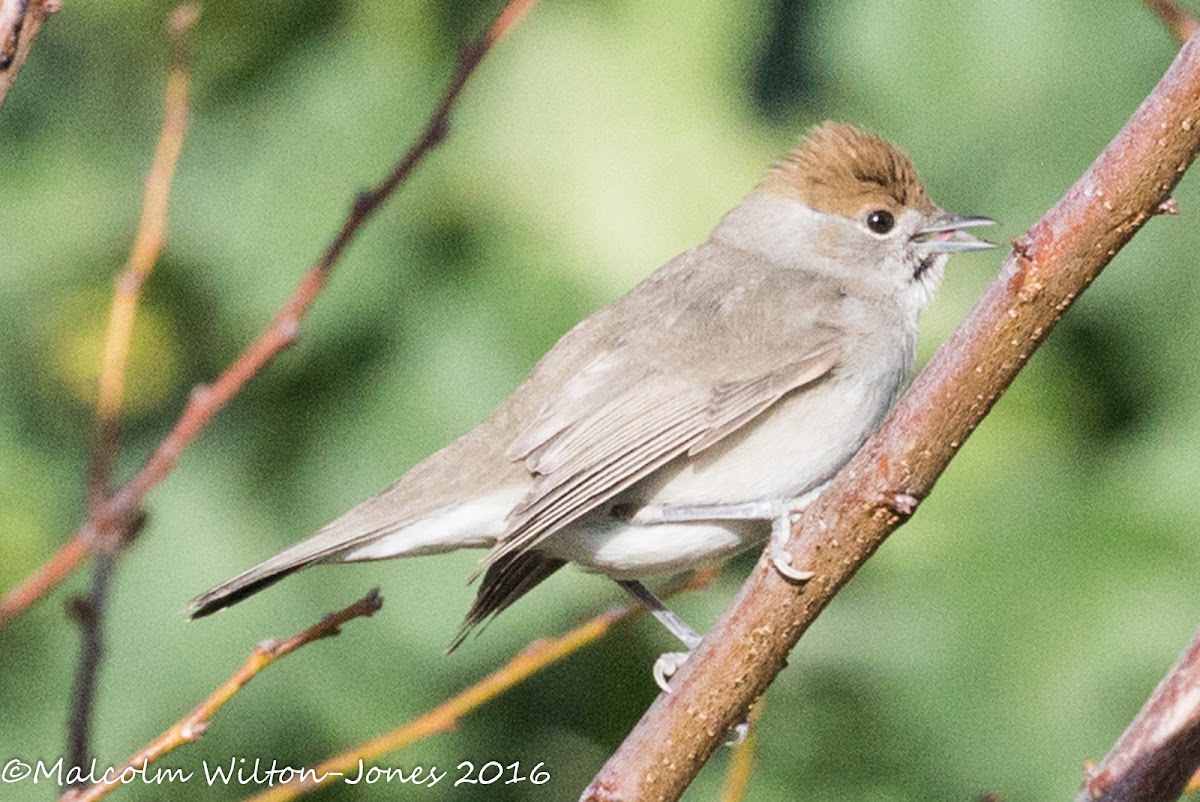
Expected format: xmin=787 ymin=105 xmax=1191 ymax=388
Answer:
xmin=60 ymin=590 xmax=384 ymax=802
xmin=0 ymin=0 xmax=538 ymax=631
xmin=585 ymin=32 xmax=1200 ymax=802
xmin=1076 ymin=628 xmax=1200 ymax=801
xmin=0 ymin=0 xmax=60 ymax=109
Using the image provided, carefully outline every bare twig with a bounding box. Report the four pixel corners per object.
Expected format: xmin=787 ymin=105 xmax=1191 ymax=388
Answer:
xmin=0 ymin=0 xmax=538 ymax=631
xmin=584 ymin=31 xmax=1200 ymax=802
xmin=1076 ymin=627 xmax=1200 ymax=801
xmin=64 ymin=558 xmax=114 ymax=788
xmin=1145 ymin=0 xmax=1200 ymax=44
xmin=244 ymin=569 xmax=716 ymax=802
xmin=89 ymin=2 xmax=197 ymax=501
xmin=0 ymin=0 xmax=61 ymax=108
xmin=59 ymin=589 xmax=384 ymax=802
xmin=247 ymin=610 xmax=628 ymax=802
xmin=1 ymin=538 xmax=91 ymax=624
xmin=64 ymin=8 xmax=196 ymax=782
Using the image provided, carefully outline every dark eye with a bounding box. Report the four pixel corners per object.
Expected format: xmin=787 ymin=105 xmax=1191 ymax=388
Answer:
xmin=865 ymin=209 xmax=895 ymax=235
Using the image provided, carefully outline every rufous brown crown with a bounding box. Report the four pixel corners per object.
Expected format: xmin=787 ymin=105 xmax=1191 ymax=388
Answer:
xmin=758 ymin=122 xmax=935 ymax=219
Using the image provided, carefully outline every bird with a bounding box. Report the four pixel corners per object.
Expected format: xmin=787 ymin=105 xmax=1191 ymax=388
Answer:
xmin=188 ymin=122 xmax=996 ymax=689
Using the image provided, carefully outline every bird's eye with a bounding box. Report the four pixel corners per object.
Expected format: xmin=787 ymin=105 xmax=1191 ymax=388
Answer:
xmin=865 ymin=209 xmax=895 ymax=235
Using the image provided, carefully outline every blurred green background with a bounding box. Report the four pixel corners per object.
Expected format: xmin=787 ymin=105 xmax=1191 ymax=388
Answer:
xmin=3 ymin=1 xmax=1200 ymax=799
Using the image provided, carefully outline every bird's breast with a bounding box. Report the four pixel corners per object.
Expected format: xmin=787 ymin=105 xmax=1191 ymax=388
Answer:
xmin=636 ymin=361 xmax=906 ymax=509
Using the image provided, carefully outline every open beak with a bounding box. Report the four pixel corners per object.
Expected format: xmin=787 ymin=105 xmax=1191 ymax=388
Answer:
xmin=914 ymin=213 xmax=998 ymax=253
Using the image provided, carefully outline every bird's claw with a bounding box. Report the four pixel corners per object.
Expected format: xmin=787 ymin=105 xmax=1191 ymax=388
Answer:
xmin=771 ymin=549 xmax=815 ymax=583
xmin=726 ymin=716 xmax=752 ymax=746
xmin=768 ymin=512 xmax=815 ymax=583
xmin=653 ymin=651 xmax=691 ymax=693
xmin=652 ymin=652 xmax=752 ymax=746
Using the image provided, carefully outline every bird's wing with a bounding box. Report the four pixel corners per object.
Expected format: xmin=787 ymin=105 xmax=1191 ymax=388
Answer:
xmin=485 ymin=338 xmax=841 ymax=566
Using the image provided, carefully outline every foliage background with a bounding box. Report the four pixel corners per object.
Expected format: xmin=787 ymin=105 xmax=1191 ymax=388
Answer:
xmin=3 ymin=1 xmax=1200 ymax=799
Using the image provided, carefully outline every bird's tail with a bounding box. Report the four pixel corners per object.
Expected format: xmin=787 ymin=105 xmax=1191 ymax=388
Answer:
xmin=186 ymin=539 xmax=331 ymax=618
xmin=186 ymin=486 xmax=523 ymax=618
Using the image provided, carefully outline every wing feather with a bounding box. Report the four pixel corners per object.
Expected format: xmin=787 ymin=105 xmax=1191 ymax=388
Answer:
xmin=486 ymin=345 xmax=840 ymax=565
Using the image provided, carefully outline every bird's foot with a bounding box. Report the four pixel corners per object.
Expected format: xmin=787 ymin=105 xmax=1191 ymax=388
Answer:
xmin=653 ymin=650 xmax=691 ymax=693
xmin=769 ymin=512 xmax=814 ymax=583
xmin=651 ymin=648 xmax=752 ymax=744
xmin=727 ymin=716 xmax=751 ymax=746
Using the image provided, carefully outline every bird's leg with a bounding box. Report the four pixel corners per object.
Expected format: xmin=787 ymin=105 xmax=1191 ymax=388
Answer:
xmin=617 ymin=579 xmax=702 ymax=692
xmin=632 ymin=501 xmax=815 ymax=582
xmin=617 ymin=576 xmax=755 ymax=744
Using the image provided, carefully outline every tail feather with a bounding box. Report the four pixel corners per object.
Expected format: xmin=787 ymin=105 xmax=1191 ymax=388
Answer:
xmin=447 ymin=552 xmax=565 ymax=652
xmin=185 ymin=531 xmax=346 ymax=618
xmin=187 ymin=563 xmax=306 ymax=618
xmin=186 ymin=485 xmax=525 ymax=618
xmin=185 ymin=503 xmax=410 ymax=619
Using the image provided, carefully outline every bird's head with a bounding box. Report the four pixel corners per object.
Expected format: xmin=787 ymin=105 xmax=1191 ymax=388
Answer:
xmin=733 ymin=122 xmax=996 ymax=310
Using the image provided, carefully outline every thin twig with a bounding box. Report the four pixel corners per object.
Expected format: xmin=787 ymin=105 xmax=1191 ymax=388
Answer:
xmin=64 ymin=558 xmax=114 ymax=788
xmin=64 ymin=8 xmax=196 ymax=783
xmin=0 ymin=538 xmax=91 ymax=624
xmin=248 ymin=610 xmax=627 ymax=802
xmin=89 ymin=2 xmax=197 ymax=501
xmin=242 ymin=569 xmax=715 ymax=802
xmin=0 ymin=0 xmax=61 ymax=108
xmin=1076 ymin=627 xmax=1200 ymax=801
xmin=0 ymin=0 xmax=539 ymax=631
xmin=59 ymin=589 xmax=384 ymax=802
xmin=1145 ymin=0 xmax=1200 ymax=44
xmin=584 ymin=30 xmax=1200 ymax=802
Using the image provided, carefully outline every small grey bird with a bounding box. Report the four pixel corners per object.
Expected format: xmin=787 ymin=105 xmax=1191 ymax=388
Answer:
xmin=189 ymin=122 xmax=995 ymax=687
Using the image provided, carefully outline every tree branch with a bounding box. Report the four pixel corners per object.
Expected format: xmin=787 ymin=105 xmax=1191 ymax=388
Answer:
xmin=1077 ymin=627 xmax=1200 ymax=801
xmin=1144 ymin=0 xmax=1200 ymax=44
xmin=89 ymin=3 xmax=197 ymax=501
xmin=64 ymin=552 xmax=123 ymax=789
xmin=0 ymin=0 xmax=60 ymax=109
xmin=585 ymin=30 xmax=1200 ymax=802
xmin=52 ymin=571 xmax=712 ymax=802
xmin=0 ymin=0 xmax=539 ymax=631
xmin=244 ymin=569 xmax=716 ymax=802
xmin=59 ymin=589 xmax=383 ymax=802
xmin=65 ymin=7 xmax=196 ymax=783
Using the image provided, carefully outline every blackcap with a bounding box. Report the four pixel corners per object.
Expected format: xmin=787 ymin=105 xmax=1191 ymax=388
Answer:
xmin=189 ymin=122 xmax=996 ymax=687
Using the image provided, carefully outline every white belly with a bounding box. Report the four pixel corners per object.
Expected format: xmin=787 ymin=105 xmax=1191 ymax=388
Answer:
xmin=540 ymin=514 xmax=767 ymax=578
